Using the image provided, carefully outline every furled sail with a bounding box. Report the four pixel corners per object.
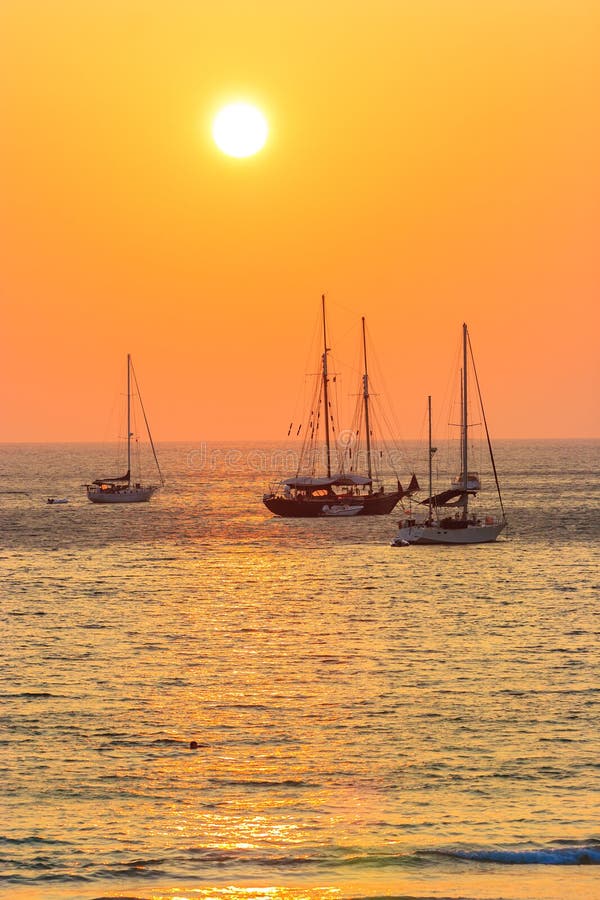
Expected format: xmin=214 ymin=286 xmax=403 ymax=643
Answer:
xmin=93 ymin=470 xmax=130 ymax=486
xmin=283 ymin=473 xmax=372 ymax=489
xmin=419 ymin=488 xmax=475 ymax=507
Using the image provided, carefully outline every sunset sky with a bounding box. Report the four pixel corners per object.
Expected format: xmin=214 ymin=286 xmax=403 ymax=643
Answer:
xmin=1 ymin=0 xmax=599 ymax=441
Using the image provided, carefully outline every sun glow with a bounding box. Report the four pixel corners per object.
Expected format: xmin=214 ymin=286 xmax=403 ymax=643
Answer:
xmin=212 ymin=103 xmax=269 ymax=158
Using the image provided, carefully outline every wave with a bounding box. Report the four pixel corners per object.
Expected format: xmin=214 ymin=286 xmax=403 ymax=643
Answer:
xmin=426 ymin=843 xmax=600 ymax=865
xmin=0 ymin=835 xmax=71 ymax=846
xmin=1 ymin=692 xmax=60 ymax=699
xmin=4 ymin=842 xmax=600 ymax=888
xmin=1 ymin=872 xmax=90 ymax=884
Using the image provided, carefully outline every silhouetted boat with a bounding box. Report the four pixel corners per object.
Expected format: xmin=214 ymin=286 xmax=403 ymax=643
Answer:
xmin=392 ymin=324 xmax=507 ymax=545
xmin=264 ymin=297 xmax=418 ymax=518
xmin=86 ymin=354 xmax=164 ymax=504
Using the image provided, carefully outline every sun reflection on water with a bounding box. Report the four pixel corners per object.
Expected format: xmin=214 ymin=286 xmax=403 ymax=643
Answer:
xmin=156 ymin=889 xmax=341 ymax=900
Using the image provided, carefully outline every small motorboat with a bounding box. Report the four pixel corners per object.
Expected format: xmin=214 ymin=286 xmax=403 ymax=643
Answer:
xmin=47 ymin=498 xmax=69 ymax=505
xmin=321 ymin=504 xmax=363 ymax=517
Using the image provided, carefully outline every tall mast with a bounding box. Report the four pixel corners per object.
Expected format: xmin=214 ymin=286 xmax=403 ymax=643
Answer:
xmin=428 ymin=395 xmax=433 ymax=520
xmin=361 ymin=317 xmax=373 ymax=481
xmin=461 ymin=323 xmax=468 ymax=519
xmin=126 ymin=353 xmax=131 ymax=483
xmin=321 ymin=295 xmax=332 ymax=478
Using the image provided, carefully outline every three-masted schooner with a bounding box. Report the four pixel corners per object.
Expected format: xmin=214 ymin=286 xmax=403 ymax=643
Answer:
xmin=392 ymin=323 xmax=507 ymax=544
xmin=86 ymin=354 xmax=164 ymax=504
xmin=263 ymin=297 xmax=417 ymax=518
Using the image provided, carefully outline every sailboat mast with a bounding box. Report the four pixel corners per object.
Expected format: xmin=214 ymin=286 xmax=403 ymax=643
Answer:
xmin=361 ymin=317 xmax=373 ymax=481
xmin=321 ymin=295 xmax=332 ymax=478
xmin=126 ymin=353 xmax=131 ymax=482
xmin=461 ymin=323 xmax=468 ymax=519
xmin=428 ymin=395 xmax=433 ymax=520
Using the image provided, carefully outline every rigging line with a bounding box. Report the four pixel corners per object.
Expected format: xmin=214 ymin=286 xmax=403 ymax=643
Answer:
xmin=281 ymin=300 xmax=321 ymax=459
xmin=365 ymin=332 xmax=415 ymax=470
xmin=348 ymin=320 xmax=405 ymax=474
xmin=300 ymin=369 xmax=321 ymax=474
xmin=442 ymin=335 xmax=463 ymax=476
xmin=129 ymin=393 xmax=140 ymax=479
xmin=130 ymin=360 xmax=165 ymax=486
xmin=325 ymin=296 xmax=364 ymax=352
xmin=326 ymin=294 xmax=361 ymax=319
xmin=301 ymin=378 xmax=320 ymax=476
xmin=351 ymin=401 xmax=365 ymax=475
xmin=331 ymin=366 xmax=344 ymax=472
xmin=297 ymin=343 xmax=322 ymax=469
xmin=467 ymin=331 xmax=506 ymax=521
xmin=335 ymin=325 xmax=364 ymax=380
xmin=292 ymin=317 xmax=320 ymax=444
xmin=371 ymin=397 xmax=404 ymax=475
xmin=369 ymin=405 xmax=398 ymax=478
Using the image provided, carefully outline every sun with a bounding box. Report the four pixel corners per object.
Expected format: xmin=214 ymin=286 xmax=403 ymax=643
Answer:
xmin=212 ymin=102 xmax=269 ymax=158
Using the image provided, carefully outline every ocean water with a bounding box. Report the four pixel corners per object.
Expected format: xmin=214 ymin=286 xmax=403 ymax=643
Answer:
xmin=1 ymin=439 xmax=599 ymax=900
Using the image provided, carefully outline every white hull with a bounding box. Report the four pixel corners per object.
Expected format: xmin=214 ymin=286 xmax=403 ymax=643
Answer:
xmin=451 ymin=472 xmax=481 ymax=491
xmin=321 ymin=504 xmax=364 ymax=517
xmin=87 ymin=485 xmax=157 ymax=504
xmin=393 ymin=521 xmax=505 ymax=545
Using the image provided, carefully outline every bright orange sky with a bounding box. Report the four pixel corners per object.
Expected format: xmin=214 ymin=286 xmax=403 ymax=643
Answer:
xmin=1 ymin=0 xmax=599 ymax=441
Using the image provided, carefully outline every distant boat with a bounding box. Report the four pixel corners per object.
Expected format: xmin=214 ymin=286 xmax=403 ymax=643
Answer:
xmin=47 ymin=498 xmax=68 ymax=505
xmin=263 ymin=296 xmax=418 ymax=518
xmin=392 ymin=324 xmax=507 ymax=546
xmin=86 ymin=354 xmax=164 ymax=504
xmin=450 ymin=472 xmax=481 ymax=491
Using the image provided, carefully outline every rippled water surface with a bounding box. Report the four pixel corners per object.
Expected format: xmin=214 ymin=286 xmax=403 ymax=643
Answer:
xmin=1 ymin=440 xmax=599 ymax=900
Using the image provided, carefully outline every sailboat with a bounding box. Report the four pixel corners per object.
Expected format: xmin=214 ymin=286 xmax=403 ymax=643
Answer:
xmin=86 ymin=354 xmax=164 ymax=504
xmin=392 ymin=324 xmax=507 ymax=545
xmin=263 ymin=297 xmax=417 ymax=518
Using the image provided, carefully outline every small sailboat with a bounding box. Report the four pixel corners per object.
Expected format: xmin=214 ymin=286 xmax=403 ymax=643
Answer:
xmin=392 ymin=324 xmax=507 ymax=545
xmin=263 ymin=296 xmax=417 ymax=518
xmin=86 ymin=354 xmax=164 ymax=504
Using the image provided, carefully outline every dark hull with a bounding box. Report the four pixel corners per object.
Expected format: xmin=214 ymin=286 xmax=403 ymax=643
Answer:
xmin=263 ymin=491 xmax=402 ymax=518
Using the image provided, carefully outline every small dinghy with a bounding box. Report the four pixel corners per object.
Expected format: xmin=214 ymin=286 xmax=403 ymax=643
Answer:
xmin=321 ymin=504 xmax=363 ymax=517
xmin=47 ymin=498 xmax=69 ymax=505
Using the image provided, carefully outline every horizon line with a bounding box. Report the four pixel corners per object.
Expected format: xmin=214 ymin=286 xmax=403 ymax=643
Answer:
xmin=0 ymin=436 xmax=598 ymax=445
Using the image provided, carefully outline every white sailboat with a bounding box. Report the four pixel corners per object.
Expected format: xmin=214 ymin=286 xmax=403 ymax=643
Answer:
xmin=86 ymin=354 xmax=164 ymax=504
xmin=392 ymin=324 xmax=507 ymax=545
